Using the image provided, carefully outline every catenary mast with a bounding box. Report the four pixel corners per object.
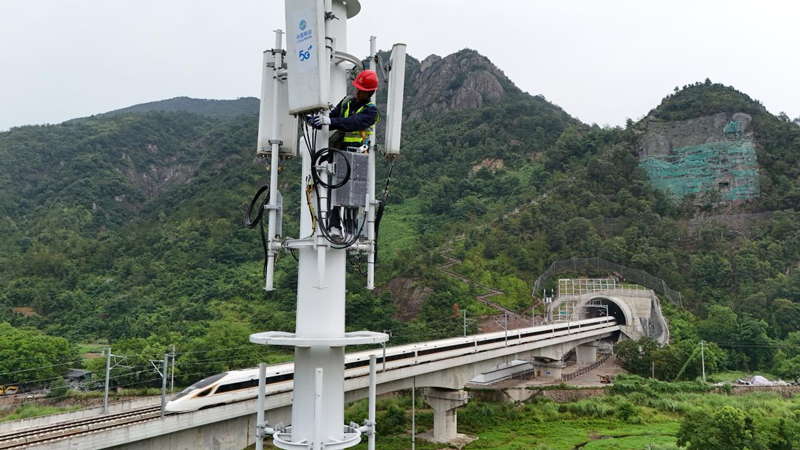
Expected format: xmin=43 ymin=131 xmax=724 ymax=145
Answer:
xmin=248 ymin=1 xmax=406 ymax=449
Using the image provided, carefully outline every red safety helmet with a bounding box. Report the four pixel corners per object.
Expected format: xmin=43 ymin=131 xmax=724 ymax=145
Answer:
xmin=353 ymin=69 xmax=378 ymax=91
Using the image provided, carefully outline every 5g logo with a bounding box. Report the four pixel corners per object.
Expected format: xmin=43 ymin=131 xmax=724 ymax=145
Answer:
xmin=299 ymin=45 xmax=313 ymax=62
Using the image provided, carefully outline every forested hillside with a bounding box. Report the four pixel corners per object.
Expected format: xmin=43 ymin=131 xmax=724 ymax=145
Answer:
xmin=97 ymin=96 xmax=260 ymax=120
xmin=1 ymin=50 xmax=799 ymax=390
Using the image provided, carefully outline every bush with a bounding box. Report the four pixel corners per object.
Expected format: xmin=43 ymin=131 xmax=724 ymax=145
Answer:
xmin=617 ymin=401 xmax=638 ymax=422
xmin=379 ymin=404 xmax=407 ymax=435
xmin=46 ymin=378 xmax=69 ymax=399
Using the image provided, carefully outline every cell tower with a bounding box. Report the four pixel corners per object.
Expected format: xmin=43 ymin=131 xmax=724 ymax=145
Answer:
xmin=247 ymin=1 xmax=406 ymax=449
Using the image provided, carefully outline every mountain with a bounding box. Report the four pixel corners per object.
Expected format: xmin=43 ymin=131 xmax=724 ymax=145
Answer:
xmin=1 ymin=50 xmax=799 ymax=383
xmin=636 ymin=81 xmax=800 ymax=211
xmin=98 ymin=96 xmax=259 ymax=119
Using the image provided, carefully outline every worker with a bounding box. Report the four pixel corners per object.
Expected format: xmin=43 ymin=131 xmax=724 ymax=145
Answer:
xmin=310 ymin=70 xmax=380 ymax=242
xmin=310 ymin=69 xmax=380 ymax=150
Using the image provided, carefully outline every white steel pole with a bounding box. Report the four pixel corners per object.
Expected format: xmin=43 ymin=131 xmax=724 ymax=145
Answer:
xmin=313 ymin=368 xmax=324 ymax=450
xmin=411 ymin=377 xmax=416 ymax=450
xmin=289 ymin=1 xmax=348 ymax=444
xmin=256 ymin=362 xmax=266 ymax=450
xmin=368 ymin=355 xmax=377 ymax=450
xmin=504 ymin=312 xmax=508 ymax=347
xmin=366 ymin=35 xmax=377 ymax=290
xmin=700 ymin=341 xmax=706 ymax=382
xmin=160 ymin=353 xmax=168 ymax=418
xmin=170 ymin=345 xmax=175 ymax=394
xmin=103 ymin=348 xmax=111 ymax=414
xmin=265 ymin=29 xmax=284 ymax=292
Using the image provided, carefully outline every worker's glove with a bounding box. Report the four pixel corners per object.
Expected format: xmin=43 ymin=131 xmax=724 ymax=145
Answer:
xmin=312 ymin=115 xmax=331 ymax=128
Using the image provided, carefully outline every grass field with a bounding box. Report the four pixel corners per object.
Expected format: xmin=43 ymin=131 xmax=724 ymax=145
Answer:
xmin=0 ymin=404 xmax=81 ymax=423
xmin=340 ymin=376 xmax=799 ymax=449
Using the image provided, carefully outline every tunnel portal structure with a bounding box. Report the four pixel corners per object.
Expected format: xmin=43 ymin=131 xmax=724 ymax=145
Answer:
xmin=546 ymin=278 xmax=669 ymax=345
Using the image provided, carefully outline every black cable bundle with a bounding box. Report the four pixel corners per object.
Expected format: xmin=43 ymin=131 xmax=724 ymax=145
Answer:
xmin=300 ymin=120 xmax=366 ymax=249
xmin=245 ymin=185 xmax=271 ymax=276
xmin=373 ymin=158 xmax=396 ymax=265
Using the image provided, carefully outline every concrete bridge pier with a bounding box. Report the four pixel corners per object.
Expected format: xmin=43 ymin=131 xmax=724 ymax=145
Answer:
xmin=575 ymin=344 xmax=598 ymax=364
xmin=422 ymin=388 xmax=469 ymax=443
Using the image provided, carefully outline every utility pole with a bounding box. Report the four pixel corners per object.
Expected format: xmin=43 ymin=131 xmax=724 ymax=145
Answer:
xmin=382 ymin=330 xmax=392 ymax=373
xmin=463 ymin=310 xmax=467 ymax=337
xmin=504 ymin=312 xmax=508 ymax=347
xmin=700 ymin=341 xmax=706 ymax=382
xmin=150 ymin=354 xmax=169 ymax=418
xmin=652 ymin=360 xmax=655 ymax=379
xmin=102 ymin=348 xmax=127 ymax=414
xmin=160 ymin=354 xmax=168 ymax=418
xmin=170 ymin=345 xmax=175 ymax=394
xmin=103 ymin=348 xmax=111 ymax=414
xmin=411 ymin=377 xmax=416 ymax=450
xmin=256 ymin=362 xmax=266 ymax=450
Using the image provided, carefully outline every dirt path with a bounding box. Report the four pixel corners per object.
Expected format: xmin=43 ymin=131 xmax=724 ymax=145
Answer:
xmin=437 ymin=236 xmax=530 ymax=331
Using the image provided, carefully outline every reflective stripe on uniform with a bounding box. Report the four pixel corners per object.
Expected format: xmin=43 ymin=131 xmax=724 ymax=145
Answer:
xmin=342 ymin=96 xmax=380 ymax=143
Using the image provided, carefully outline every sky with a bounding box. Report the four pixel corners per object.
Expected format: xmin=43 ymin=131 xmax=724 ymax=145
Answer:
xmin=1 ymin=0 xmax=798 ymax=131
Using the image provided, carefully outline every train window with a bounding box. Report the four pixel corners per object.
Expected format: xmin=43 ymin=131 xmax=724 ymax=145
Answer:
xmin=195 ymin=387 xmax=213 ymax=398
xmin=190 ymin=373 xmax=227 ymax=390
xmin=215 ymin=379 xmax=260 ymax=394
xmin=173 ymin=386 xmax=196 ymax=400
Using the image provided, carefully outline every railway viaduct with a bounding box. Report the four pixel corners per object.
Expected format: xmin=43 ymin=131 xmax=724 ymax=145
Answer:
xmin=1 ymin=319 xmax=619 ymax=450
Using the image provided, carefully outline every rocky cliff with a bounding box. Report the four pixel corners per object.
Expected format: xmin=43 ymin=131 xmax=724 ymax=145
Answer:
xmin=638 ymin=112 xmax=759 ymax=203
xmin=403 ymin=49 xmax=518 ymax=121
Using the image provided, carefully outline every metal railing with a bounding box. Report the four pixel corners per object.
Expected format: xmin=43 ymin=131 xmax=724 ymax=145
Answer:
xmin=533 ymin=257 xmax=682 ymax=308
xmin=561 ymin=353 xmax=612 ymax=382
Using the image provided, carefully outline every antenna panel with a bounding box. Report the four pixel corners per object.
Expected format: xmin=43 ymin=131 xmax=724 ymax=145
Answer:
xmin=285 ymin=0 xmax=328 ymax=114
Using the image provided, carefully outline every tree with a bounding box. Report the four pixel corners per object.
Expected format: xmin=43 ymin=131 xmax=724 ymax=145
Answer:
xmin=772 ymin=299 xmax=800 ymax=337
xmin=46 ymin=377 xmax=70 ymax=399
xmin=614 ymin=337 xmax=658 ymax=376
xmin=697 ymin=305 xmax=738 ymax=343
xmin=0 ymin=323 xmax=80 ymax=386
xmin=677 ymin=406 xmax=759 ymax=450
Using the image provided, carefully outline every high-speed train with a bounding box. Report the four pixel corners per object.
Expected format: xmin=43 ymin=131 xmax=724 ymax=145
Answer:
xmin=165 ymin=317 xmax=616 ymax=412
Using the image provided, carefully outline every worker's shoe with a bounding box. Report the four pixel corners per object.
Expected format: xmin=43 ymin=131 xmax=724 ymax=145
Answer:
xmin=329 ymin=226 xmax=344 ymax=244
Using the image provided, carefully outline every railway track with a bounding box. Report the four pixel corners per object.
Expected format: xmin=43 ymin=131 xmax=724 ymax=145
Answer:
xmin=0 ymin=406 xmax=162 ymax=449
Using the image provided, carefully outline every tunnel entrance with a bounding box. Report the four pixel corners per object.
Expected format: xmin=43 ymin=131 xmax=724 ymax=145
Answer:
xmin=583 ymin=298 xmax=628 ymax=326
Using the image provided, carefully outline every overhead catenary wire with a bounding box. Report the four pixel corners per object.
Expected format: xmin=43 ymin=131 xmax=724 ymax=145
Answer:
xmin=0 ymin=359 xmax=85 ymax=378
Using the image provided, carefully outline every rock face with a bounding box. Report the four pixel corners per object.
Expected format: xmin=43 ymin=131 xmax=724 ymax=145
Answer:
xmin=639 ymin=112 xmax=752 ymax=158
xmin=381 ymin=277 xmax=432 ymax=321
xmin=469 ymin=158 xmax=504 ymax=176
xmin=638 ymin=112 xmax=759 ymax=203
xmin=120 ymin=148 xmax=194 ymax=200
xmin=405 ymin=49 xmax=515 ymax=121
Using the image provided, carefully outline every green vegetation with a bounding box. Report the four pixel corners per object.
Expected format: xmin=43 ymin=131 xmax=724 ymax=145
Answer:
xmin=0 ymin=404 xmax=80 ymax=423
xmin=0 ymin=50 xmax=799 ymax=400
xmin=0 ymin=323 xmax=79 ymax=383
xmin=335 ymin=379 xmax=799 ymax=449
xmin=99 ymin=96 xmax=260 ymax=120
